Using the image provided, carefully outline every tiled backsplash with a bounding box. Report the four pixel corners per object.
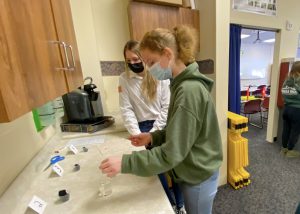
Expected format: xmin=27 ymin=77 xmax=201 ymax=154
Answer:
xmin=100 ymin=61 xmax=125 ymax=76
xmin=100 ymin=59 xmax=214 ymax=76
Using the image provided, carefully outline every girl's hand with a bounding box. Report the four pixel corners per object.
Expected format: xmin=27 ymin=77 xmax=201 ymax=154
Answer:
xmin=128 ymin=133 xmax=151 ymax=147
xmin=99 ymin=156 xmax=122 ymax=177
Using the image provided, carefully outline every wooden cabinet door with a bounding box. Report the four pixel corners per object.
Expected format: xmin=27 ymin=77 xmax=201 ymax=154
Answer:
xmin=0 ymin=0 xmax=67 ymax=122
xmin=128 ymin=1 xmax=179 ymax=41
xmin=128 ymin=1 xmax=200 ymax=50
xmin=51 ymin=0 xmax=83 ymax=91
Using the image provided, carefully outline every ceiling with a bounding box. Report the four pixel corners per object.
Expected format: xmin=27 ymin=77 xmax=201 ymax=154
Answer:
xmin=241 ymin=28 xmax=276 ymax=44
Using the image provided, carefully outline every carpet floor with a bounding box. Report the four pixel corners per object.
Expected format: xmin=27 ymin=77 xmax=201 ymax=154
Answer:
xmin=213 ymin=117 xmax=300 ymax=214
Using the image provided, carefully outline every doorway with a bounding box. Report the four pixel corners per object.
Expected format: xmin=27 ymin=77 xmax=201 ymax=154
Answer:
xmin=240 ymin=28 xmax=276 ymax=128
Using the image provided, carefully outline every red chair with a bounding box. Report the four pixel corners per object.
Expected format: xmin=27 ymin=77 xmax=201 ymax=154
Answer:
xmin=240 ymin=99 xmax=263 ymax=128
xmin=252 ymin=89 xmax=263 ymax=97
xmin=261 ymin=97 xmax=270 ymax=123
xmin=241 ymin=90 xmax=248 ymax=96
xmin=257 ymin=85 xmax=266 ymax=90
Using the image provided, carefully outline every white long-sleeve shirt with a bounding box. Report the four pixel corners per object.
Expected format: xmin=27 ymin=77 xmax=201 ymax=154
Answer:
xmin=119 ymin=72 xmax=170 ymax=135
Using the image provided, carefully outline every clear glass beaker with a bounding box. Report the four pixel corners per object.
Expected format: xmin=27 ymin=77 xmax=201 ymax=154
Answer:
xmin=98 ymin=178 xmax=112 ymax=197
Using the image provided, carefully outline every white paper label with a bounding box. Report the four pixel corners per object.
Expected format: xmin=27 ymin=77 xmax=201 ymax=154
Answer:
xmin=28 ymin=195 xmax=47 ymax=214
xmin=69 ymin=144 xmax=78 ymax=154
xmin=52 ymin=163 xmax=64 ymax=176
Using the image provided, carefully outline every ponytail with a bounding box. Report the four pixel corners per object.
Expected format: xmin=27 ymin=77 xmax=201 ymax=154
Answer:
xmin=173 ymin=26 xmax=197 ymax=64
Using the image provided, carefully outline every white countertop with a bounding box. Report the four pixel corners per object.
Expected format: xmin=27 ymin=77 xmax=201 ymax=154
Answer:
xmin=0 ymin=127 xmax=174 ymax=214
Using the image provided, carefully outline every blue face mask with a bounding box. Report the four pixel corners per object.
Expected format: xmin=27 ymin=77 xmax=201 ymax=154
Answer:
xmin=148 ymin=62 xmax=173 ymax=80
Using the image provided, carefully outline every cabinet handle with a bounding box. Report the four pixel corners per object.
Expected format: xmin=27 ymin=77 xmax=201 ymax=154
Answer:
xmin=67 ymin=44 xmax=76 ymax=71
xmin=61 ymin=41 xmax=71 ymax=69
xmin=49 ymin=41 xmax=70 ymax=71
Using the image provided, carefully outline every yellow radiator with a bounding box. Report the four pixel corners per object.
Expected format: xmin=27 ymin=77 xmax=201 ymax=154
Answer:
xmin=227 ymin=112 xmax=251 ymax=189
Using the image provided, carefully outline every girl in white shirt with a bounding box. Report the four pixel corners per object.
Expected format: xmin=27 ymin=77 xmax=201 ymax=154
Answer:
xmin=119 ymin=40 xmax=185 ymax=213
xmin=119 ymin=40 xmax=170 ymax=135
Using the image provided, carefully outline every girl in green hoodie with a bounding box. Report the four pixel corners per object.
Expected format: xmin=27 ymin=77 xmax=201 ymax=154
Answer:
xmin=100 ymin=26 xmax=223 ymax=214
xmin=281 ymin=61 xmax=300 ymax=158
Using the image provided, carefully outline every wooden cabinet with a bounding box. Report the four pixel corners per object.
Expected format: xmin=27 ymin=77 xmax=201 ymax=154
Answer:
xmin=0 ymin=0 xmax=83 ymax=122
xmin=128 ymin=1 xmax=200 ymax=49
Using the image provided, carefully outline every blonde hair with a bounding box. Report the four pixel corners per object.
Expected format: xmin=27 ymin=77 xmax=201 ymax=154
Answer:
xmin=140 ymin=25 xmax=198 ymax=65
xmin=289 ymin=61 xmax=300 ymax=79
xmin=123 ymin=40 xmax=158 ymax=102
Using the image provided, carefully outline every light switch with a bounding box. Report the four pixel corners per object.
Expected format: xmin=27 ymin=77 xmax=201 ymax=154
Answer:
xmin=286 ymin=20 xmax=293 ymax=31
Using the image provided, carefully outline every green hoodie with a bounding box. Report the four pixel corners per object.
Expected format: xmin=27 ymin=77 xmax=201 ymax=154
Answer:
xmin=281 ymin=76 xmax=300 ymax=109
xmin=121 ymin=62 xmax=223 ymax=184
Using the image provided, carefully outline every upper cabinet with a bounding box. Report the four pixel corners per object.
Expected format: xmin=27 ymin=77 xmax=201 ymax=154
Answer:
xmin=0 ymin=0 xmax=83 ymax=122
xmin=51 ymin=0 xmax=83 ymax=91
xmin=128 ymin=1 xmax=200 ymax=49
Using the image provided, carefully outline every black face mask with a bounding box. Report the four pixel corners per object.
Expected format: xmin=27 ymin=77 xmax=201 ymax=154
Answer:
xmin=127 ymin=62 xmax=144 ymax=73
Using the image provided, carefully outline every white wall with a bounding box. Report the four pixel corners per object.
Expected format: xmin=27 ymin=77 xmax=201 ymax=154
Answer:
xmin=90 ymin=0 xmax=131 ymax=113
xmin=91 ymin=0 xmax=130 ymax=61
xmin=240 ymin=43 xmax=274 ymax=88
xmin=215 ymin=0 xmax=230 ymax=186
xmin=231 ymin=0 xmax=300 ymax=142
xmin=70 ymin=0 xmax=107 ymax=114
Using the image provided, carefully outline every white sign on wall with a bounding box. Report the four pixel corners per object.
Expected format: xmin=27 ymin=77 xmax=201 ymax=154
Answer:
xmin=233 ymin=0 xmax=277 ymax=16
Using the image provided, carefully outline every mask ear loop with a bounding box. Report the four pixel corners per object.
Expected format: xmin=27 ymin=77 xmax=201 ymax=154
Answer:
xmin=134 ymin=49 xmax=146 ymax=69
xmin=162 ymin=48 xmax=174 ymax=71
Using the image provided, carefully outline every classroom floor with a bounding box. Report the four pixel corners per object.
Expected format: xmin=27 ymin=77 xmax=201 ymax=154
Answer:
xmin=213 ymin=115 xmax=300 ymax=214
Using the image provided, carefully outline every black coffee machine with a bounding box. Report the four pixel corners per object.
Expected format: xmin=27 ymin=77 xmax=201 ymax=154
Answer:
xmin=61 ymin=77 xmax=114 ymax=133
xmin=62 ymin=77 xmax=103 ymax=122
